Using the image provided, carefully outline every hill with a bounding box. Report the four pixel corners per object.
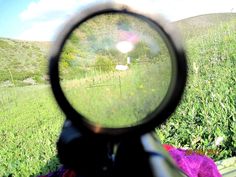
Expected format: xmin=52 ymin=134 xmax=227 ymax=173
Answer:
xmin=174 ymin=13 xmax=236 ymax=39
xmin=0 ymin=13 xmax=235 ymax=87
xmin=0 ymin=38 xmax=50 ymax=86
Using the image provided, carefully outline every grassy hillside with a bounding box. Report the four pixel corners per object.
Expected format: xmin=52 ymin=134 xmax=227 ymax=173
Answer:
xmin=0 ymin=13 xmax=235 ymax=176
xmin=0 ymin=38 xmax=50 ymax=86
xmin=175 ymin=13 xmax=236 ymax=39
xmin=1 ymin=13 xmax=235 ymax=86
xmin=158 ymin=13 xmax=236 ymax=159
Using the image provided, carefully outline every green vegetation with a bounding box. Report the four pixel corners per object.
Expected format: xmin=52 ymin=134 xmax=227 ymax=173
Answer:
xmin=175 ymin=13 xmax=236 ymax=39
xmin=158 ymin=13 xmax=236 ymax=161
xmin=0 ymin=38 xmax=50 ymax=86
xmin=62 ymin=63 xmax=171 ymax=127
xmin=0 ymin=86 xmax=62 ymax=176
xmin=0 ymin=13 xmax=235 ymax=176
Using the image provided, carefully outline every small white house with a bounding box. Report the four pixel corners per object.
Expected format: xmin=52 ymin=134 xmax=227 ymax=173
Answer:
xmin=115 ymin=65 xmax=129 ymax=71
xmin=115 ymin=56 xmax=131 ymax=71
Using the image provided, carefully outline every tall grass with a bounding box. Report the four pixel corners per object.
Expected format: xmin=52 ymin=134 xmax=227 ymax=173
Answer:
xmin=0 ymin=86 xmax=63 ymax=176
xmin=157 ymin=18 xmax=236 ymax=161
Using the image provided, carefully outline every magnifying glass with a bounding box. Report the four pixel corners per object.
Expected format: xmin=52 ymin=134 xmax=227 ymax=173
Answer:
xmin=49 ymin=2 xmax=187 ymax=139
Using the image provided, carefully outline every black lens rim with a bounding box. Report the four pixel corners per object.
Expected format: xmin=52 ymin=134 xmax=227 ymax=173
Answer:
xmin=49 ymin=1 xmax=187 ymax=139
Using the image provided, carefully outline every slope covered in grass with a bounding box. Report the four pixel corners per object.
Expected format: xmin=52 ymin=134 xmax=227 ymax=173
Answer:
xmin=0 ymin=38 xmax=49 ymax=86
xmin=158 ymin=13 xmax=236 ymax=161
xmin=174 ymin=13 xmax=236 ymax=39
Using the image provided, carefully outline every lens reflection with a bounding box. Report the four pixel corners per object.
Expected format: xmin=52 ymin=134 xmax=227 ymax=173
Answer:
xmin=59 ymin=13 xmax=172 ymax=128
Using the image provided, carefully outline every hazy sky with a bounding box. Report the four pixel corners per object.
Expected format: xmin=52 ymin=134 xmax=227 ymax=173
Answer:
xmin=0 ymin=0 xmax=235 ymax=41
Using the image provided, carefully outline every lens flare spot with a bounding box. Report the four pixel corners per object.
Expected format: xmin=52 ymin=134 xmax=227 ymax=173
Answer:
xmin=116 ymin=41 xmax=134 ymax=53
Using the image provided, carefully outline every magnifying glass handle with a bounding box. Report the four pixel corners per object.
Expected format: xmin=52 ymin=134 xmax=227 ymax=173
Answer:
xmin=141 ymin=134 xmax=188 ymax=177
xmin=114 ymin=133 xmax=187 ymax=177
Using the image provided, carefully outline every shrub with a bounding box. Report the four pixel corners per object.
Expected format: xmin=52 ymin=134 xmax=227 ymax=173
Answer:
xmin=94 ymin=55 xmax=115 ymax=72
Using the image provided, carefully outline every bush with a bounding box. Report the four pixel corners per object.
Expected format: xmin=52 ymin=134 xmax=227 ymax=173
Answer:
xmin=94 ymin=55 xmax=115 ymax=72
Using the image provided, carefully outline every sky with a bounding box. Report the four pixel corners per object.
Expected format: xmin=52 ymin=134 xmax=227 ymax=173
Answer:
xmin=0 ymin=0 xmax=235 ymax=41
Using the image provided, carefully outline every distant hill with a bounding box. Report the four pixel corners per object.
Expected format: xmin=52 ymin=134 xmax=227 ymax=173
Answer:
xmin=0 ymin=38 xmax=50 ymax=86
xmin=0 ymin=13 xmax=235 ymax=86
xmin=174 ymin=13 xmax=236 ymax=39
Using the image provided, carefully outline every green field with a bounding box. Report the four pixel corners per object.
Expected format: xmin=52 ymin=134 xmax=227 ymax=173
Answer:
xmin=0 ymin=13 xmax=236 ymax=176
xmin=62 ymin=63 xmax=171 ymax=127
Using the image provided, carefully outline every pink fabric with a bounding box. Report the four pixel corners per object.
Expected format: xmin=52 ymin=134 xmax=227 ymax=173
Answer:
xmin=168 ymin=148 xmax=222 ymax=177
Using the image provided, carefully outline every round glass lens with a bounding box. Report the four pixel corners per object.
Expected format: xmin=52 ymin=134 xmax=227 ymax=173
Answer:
xmin=59 ymin=13 xmax=172 ymax=128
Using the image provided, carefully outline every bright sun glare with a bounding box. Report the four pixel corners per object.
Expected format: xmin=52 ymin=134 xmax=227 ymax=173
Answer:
xmin=116 ymin=41 xmax=134 ymax=53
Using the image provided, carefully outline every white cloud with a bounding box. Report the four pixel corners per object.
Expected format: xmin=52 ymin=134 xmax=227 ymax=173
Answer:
xmin=119 ymin=0 xmax=236 ymax=21
xmin=18 ymin=0 xmax=236 ymax=41
xmin=18 ymin=19 xmax=64 ymax=41
xmin=18 ymin=0 xmax=96 ymax=41
xmin=154 ymin=0 xmax=236 ymax=21
xmin=115 ymin=0 xmax=236 ymax=20
xmin=19 ymin=0 xmax=80 ymax=21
